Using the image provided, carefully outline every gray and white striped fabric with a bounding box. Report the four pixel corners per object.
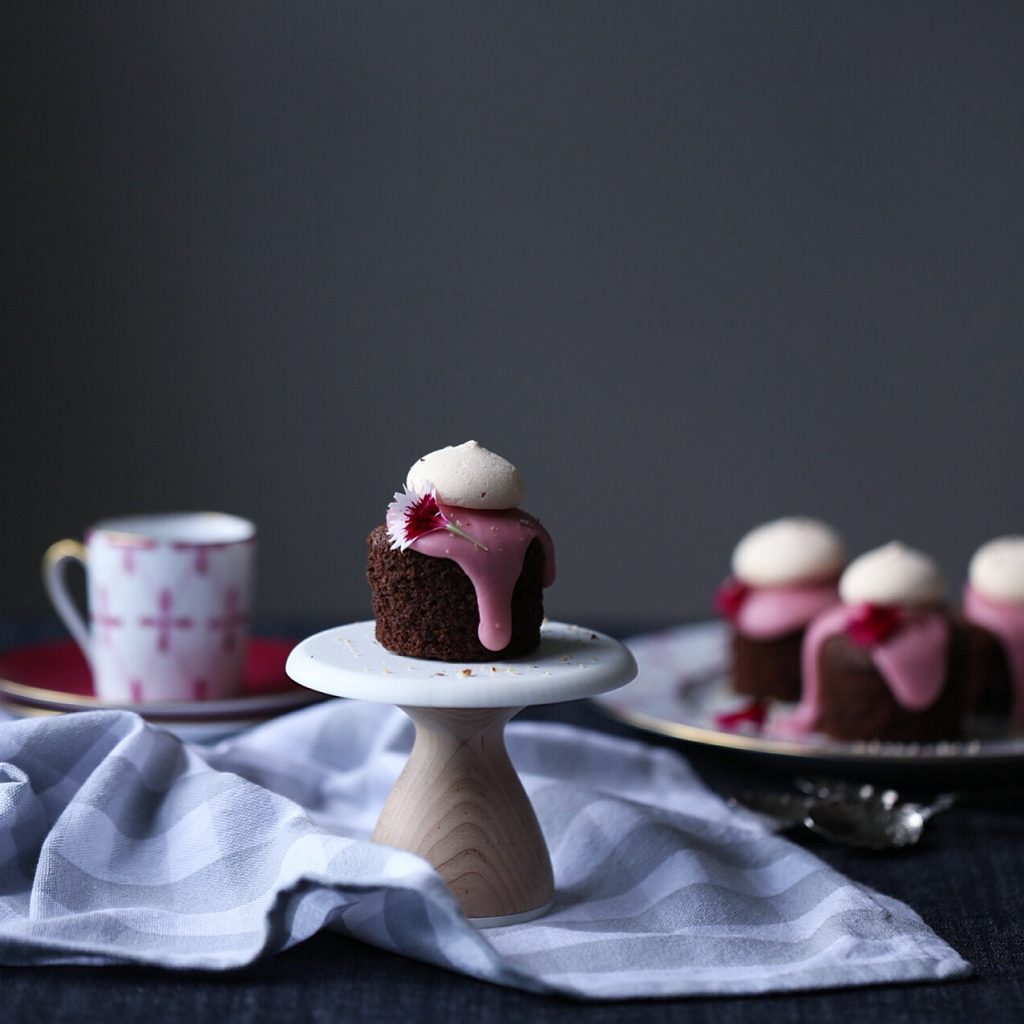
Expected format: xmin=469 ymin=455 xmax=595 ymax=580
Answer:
xmin=0 ymin=702 xmax=968 ymax=998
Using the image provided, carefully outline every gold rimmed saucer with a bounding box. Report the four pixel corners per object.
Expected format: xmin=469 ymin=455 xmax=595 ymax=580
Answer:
xmin=0 ymin=638 xmax=328 ymax=741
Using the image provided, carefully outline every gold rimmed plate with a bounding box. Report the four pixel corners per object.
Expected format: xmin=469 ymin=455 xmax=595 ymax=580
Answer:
xmin=592 ymin=621 xmax=1024 ymax=771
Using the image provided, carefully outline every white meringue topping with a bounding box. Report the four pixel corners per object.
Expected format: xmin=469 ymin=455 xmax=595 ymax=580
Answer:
xmin=969 ymin=536 xmax=1024 ymax=606
xmin=840 ymin=542 xmax=945 ymax=607
xmin=732 ymin=517 xmax=845 ymax=587
xmin=406 ymin=440 xmax=524 ymax=511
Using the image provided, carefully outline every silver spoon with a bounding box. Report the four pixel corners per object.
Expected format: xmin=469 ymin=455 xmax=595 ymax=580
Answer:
xmin=727 ymin=790 xmax=816 ymax=830
xmin=729 ymin=784 xmax=959 ymax=850
xmin=801 ymin=792 xmax=957 ymax=850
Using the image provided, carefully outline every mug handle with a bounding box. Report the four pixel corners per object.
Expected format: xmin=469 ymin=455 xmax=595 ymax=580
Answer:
xmin=42 ymin=540 xmax=93 ymax=667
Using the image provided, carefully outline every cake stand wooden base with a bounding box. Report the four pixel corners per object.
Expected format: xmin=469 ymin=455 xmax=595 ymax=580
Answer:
xmin=373 ymin=706 xmax=553 ymax=922
xmin=286 ymin=620 xmax=636 ymax=926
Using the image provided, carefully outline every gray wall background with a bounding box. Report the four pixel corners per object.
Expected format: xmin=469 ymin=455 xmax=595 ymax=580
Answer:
xmin=5 ymin=2 xmax=1023 ymax=630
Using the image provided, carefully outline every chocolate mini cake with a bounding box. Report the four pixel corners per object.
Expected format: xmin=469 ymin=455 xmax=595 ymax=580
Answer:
xmin=730 ymin=630 xmax=805 ymax=702
xmin=963 ymin=536 xmax=1024 ymax=726
xmin=716 ymin=517 xmax=844 ymax=702
xmin=368 ymin=525 xmax=546 ymax=661
xmin=367 ymin=441 xmax=556 ymax=662
xmin=957 ymin=615 xmax=1013 ymax=717
xmin=812 ymin=624 xmax=971 ymax=743
xmin=783 ymin=542 xmax=976 ymax=743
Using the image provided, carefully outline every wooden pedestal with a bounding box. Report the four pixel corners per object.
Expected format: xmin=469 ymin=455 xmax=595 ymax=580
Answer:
xmin=373 ymin=706 xmax=553 ymax=921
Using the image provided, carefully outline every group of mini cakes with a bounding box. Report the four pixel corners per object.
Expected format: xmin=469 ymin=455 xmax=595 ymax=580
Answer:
xmin=366 ymin=442 xmax=1024 ymax=746
xmin=716 ymin=517 xmax=1024 ymax=742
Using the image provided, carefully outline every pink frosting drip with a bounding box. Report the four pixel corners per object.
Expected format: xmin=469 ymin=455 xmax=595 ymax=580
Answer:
xmin=410 ymin=505 xmax=556 ymax=652
xmin=775 ymin=604 xmax=950 ymax=737
xmin=734 ymin=583 xmax=840 ymax=639
xmin=964 ymin=584 xmax=1024 ymax=728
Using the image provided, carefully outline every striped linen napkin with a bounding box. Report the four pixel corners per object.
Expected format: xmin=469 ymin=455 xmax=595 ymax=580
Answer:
xmin=0 ymin=701 xmax=967 ymax=998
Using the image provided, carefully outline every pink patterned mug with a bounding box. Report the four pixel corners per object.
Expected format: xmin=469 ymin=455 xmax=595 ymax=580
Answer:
xmin=43 ymin=512 xmax=255 ymax=702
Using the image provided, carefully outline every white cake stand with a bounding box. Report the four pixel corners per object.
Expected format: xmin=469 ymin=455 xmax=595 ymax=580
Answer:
xmin=286 ymin=620 xmax=637 ymax=926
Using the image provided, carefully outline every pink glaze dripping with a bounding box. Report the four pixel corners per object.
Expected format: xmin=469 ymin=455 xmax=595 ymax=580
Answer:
xmin=964 ymin=584 xmax=1024 ymax=728
xmin=410 ymin=505 xmax=556 ymax=651
xmin=774 ymin=605 xmax=849 ymax=737
xmin=774 ymin=605 xmax=950 ymax=738
xmin=734 ymin=583 xmax=839 ymax=639
xmin=872 ymin=612 xmax=949 ymax=710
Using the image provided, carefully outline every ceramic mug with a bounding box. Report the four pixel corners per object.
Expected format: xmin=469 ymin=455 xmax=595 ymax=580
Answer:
xmin=43 ymin=512 xmax=255 ymax=702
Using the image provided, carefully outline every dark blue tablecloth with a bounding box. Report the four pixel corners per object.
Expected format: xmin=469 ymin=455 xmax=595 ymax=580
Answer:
xmin=2 ymin=620 xmax=1023 ymax=1022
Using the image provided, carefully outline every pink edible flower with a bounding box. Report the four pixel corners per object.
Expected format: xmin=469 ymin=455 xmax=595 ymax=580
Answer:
xmin=714 ymin=577 xmax=751 ymax=621
xmin=845 ymin=602 xmax=904 ymax=647
xmin=386 ymin=484 xmax=488 ymax=552
xmin=715 ymin=700 xmax=768 ymax=733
